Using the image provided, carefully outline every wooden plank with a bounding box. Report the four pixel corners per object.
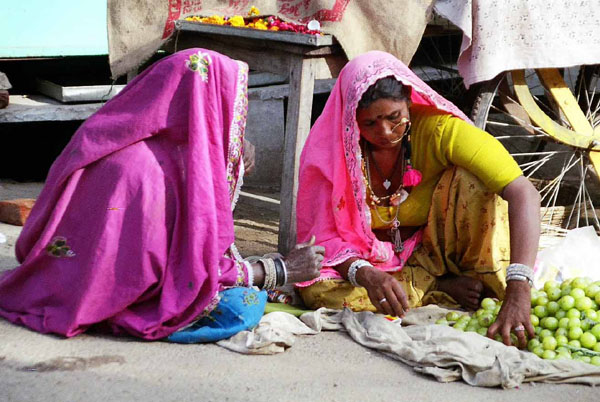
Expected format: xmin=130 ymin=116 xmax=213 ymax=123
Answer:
xmin=175 ymin=20 xmax=334 ymax=47
xmin=278 ymin=56 xmax=316 ymax=254
xmin=536 ymin=68 xmax=594 ymax=136
xmin=512 ymin=70 xmax=600 ymax=150
xmin=0 ymin=95 xmax=102 ymax=123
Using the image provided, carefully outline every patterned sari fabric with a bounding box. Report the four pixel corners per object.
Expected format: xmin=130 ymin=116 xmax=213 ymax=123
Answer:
xmin=300 ymin=167 xmax=510 ymax=311
xmin=296 ymin=51 xmax=510 ymax=310
xmin=0 ymin=49 xmax=266 ymax=340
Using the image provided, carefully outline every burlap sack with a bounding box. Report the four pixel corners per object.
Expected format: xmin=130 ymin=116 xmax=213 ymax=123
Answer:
xmin=108 ymin=0 xmax=435 ymax=78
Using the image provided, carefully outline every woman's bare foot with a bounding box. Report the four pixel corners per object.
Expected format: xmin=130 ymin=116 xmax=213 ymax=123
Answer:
xmin=437 ymin=275 xmax=484 ymax=310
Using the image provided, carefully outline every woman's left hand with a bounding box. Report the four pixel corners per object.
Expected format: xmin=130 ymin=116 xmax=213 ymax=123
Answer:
xmin=243 ymin=139 xmax=256 ymax=175
xmin=487 ymin=281 xmax=535 ymax=348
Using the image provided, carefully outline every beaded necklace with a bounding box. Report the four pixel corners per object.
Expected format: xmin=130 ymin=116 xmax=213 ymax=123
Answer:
xmin=362 ymin=141 xmax=408 ymax=253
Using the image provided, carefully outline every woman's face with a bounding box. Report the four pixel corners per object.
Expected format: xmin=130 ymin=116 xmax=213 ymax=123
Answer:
xmin=356 ymin=98 xmax=410 ymax=150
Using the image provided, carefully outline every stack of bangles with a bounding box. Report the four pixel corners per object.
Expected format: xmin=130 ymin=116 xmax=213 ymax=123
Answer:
xmin=254 ymin=257 xmax=287 ymax=290
xmin=347 ymin=259 xmax=374 ymax=287
xmin=505 ymin=263 xmax=534 ymax=287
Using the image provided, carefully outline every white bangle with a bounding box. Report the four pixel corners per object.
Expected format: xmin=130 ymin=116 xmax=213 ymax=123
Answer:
xmin=347 ymin=259 xmax=373 ymax=287
xmin=506 ymin=263 xmax=533 ymax=287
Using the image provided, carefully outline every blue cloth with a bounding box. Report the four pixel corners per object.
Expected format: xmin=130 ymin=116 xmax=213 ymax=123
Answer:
xmin=168 ymin=287 xmax=267 ymax=343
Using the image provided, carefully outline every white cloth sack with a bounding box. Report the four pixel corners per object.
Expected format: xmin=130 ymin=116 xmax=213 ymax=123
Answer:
xmin=219 ymin=307 xmax=600 ymax=388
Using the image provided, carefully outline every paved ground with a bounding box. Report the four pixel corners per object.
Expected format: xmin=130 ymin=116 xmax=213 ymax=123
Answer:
xmin=0 ymin=181 xmax=598 ymax=401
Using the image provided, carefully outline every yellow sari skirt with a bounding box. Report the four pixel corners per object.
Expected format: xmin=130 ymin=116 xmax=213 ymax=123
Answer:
xmin=299 ymin=167 xmax=510 ymax=311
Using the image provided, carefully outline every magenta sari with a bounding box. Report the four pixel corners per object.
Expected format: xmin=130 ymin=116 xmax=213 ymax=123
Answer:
xmin=0 ymin=49 xmax=250 ymax=340
xmin=296 ymin=51 xmax=470 ymax=287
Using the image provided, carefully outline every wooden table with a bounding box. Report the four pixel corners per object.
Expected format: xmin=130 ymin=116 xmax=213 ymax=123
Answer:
xmin=170 ymin=21 xmax=346 ymax=254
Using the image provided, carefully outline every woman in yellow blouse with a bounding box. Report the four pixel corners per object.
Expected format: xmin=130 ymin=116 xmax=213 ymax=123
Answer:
xmin=295 ymin=51 xmax=540 ymax=347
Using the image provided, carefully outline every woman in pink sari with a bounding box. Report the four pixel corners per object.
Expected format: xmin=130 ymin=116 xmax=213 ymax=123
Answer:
xmin=296 ymin=51 xmax=541 ymax=347
xmin=0 ymin=49 xmax=323 ymax=342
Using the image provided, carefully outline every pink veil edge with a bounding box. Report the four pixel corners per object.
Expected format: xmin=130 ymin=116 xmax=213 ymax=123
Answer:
xmin=296 ymin=51 xmax=471 ymax=287
xmin=1 ymin=49 xmax=251 ymax=339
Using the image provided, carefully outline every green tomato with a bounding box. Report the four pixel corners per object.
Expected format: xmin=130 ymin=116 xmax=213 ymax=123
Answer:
xmin=481 ymin=297 xmax=496 ymax=310
xmin=546 ymin=287 xmax=562 ymax=302
xmin=544 ymin=280 xmax=559 ymax=293
xmin=583 ymin=309 xmax=598 ymax=322
xmin=561 ymin=279 xmax=573 ymax=290
xmin=591 ymin=300 xmax=599 ymax=311
xmin=581 ymin=319 xmax=591 ymax=331
xmin=527 ymin=338 xmax=541 ymax=352
xmin=575 ymin=296 xmax=593 ymax=311
xmin=547 ymin=301 xmax=560 ymax=315
xmin=568 ymin=339 xmax=582 ymax=348
xmin=533 ymin=305 xmax=548 ymax=318
xmin=585 ymin=284 xmax=600 ymax=298
xmin=542 ymin=350 xmax=557 ymax=360
xmin=566 ymin=308 xmax=581 ymax=319
xmin=533 ymin=346 xmax=545 ymax=357
xmin=558 ymin=295 xmax=575 ymax=311
xmin=555 ymin=335 xmax=569 ymax=346
xmin=530 ymin=314 xmax=540 ymax=327
xmin=466 ymin=326 xmax=478 ymax=333
xmin=571 ymin=277 xmax=589 ymax=290
xmin=591 ymin=324 xmax=600 ymax=340
xmin=539 ymin=329 xmax=553 ymax=339
xmin=445 ymin=311 xmax=462 ymax=322
xmin=542 ymin=336 xmax=558 ymax=351
xmin=593 ymin=343 xmax=600 ymax=352
xmin=591 ymin=356 xmax=600 ymax=366
xmin=535 ymin=326 xmax=542 ymax=335
xmin=561 ymin=286 xmax=573 ymax=298
xmin=569 ymin=326 xmax=584 ymax=340
xmin=555 ymin=327 xmax=568 ymax=338
xmin=457 ymin=315 xmax=471 ymax=324
xmin=493 ymin=305 xmax=501 ymax=315
xmin=435 ymin=318 xmax=449 ymax=325
xmin=568 ymin=317 xmax=582 ymax=329
xmin=580 ymin=356 xmax=592 ymax=364
xmin=570 ymin=288 xmax=586 ymax=300
xmin=556 ymin=351 xmax=572 ymax=360
xmin=477 ymin=327 xmax=488 ymax=337
xmin=530 ymin=291 xmax=539 ymax=307
xmin=558 ymin=317 xmax=570 ymax=329
xmin=536 ymin=296 xmax=549 ymax=307
xmin=555 ymin=310 xmax=567 ymax=319
xmin=580 ymin=332 xmax=598 ymax=349
xmin=543 ymin=317 xmax=559 ymax=330
xmin=477 ymin=312 xmax=495 ymax=328
xmin=595 ymin=292 xmax=600 ymax=306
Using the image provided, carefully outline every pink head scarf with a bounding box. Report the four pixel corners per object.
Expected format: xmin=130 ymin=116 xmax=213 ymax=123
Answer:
xmin=296 ymin=51 xmax=470 ymax=286
xmin=0 ymin=49 xmax=249 ymax=339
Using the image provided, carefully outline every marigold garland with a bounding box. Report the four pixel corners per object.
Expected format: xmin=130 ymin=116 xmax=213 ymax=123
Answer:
xmin=184 ymin=6 xmax=321 ymax=35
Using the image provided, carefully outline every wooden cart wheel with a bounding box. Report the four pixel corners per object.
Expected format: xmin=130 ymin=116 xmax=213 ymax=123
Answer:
xmin=471 ymin=66 xmax=600 ymax=237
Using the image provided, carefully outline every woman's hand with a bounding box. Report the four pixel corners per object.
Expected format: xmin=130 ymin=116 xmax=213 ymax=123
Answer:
xmin=487 ymin=281 xmax=534 ymax=348
xmin=356 ymin=266 xmax=409 ymax=317
xmin=283 ymin=235 xmax=325 ymax=283
xmin=242 ymin=139 xmax=256 ymax=175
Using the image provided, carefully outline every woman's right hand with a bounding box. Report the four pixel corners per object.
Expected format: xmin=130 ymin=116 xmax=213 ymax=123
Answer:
xmin=283 ymin=235 xmax=325 ymax=283
xmin=356 ymin=266 xmax=409 ymax=318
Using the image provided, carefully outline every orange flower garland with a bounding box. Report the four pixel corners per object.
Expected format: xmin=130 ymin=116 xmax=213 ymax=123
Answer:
xmin=184 ymin=6 xmax=321 ymax=35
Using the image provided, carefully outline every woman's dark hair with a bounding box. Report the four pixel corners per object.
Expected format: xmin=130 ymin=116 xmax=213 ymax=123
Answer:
xmin=358 ymin=76 xmax=411 ymax=109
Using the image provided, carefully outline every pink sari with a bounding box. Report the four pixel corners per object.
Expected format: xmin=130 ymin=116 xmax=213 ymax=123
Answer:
xmin=296 ymin=51 xmax=470 ymax=287
xmin=0 ymin=49 xmax=250 ymax=339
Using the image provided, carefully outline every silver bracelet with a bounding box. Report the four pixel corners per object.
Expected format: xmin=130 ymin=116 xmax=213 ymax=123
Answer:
xmin=506 ymin=263 xmax=533 ymax=287
xmin=506 ymin=273 xmax=533 ymax=287
xmin=260 ymin=258 xmax=277 ymax=290
xmin=347 ymin=259 xmax=373 ymax=287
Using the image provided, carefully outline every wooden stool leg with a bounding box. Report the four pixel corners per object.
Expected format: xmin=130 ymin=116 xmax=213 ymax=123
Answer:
xmin=278 ymin=56 xmax=316 ymax=254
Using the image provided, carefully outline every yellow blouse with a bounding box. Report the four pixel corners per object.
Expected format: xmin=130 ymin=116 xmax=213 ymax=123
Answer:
xmin=370 ymin=104 xmax=522 ymax=229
